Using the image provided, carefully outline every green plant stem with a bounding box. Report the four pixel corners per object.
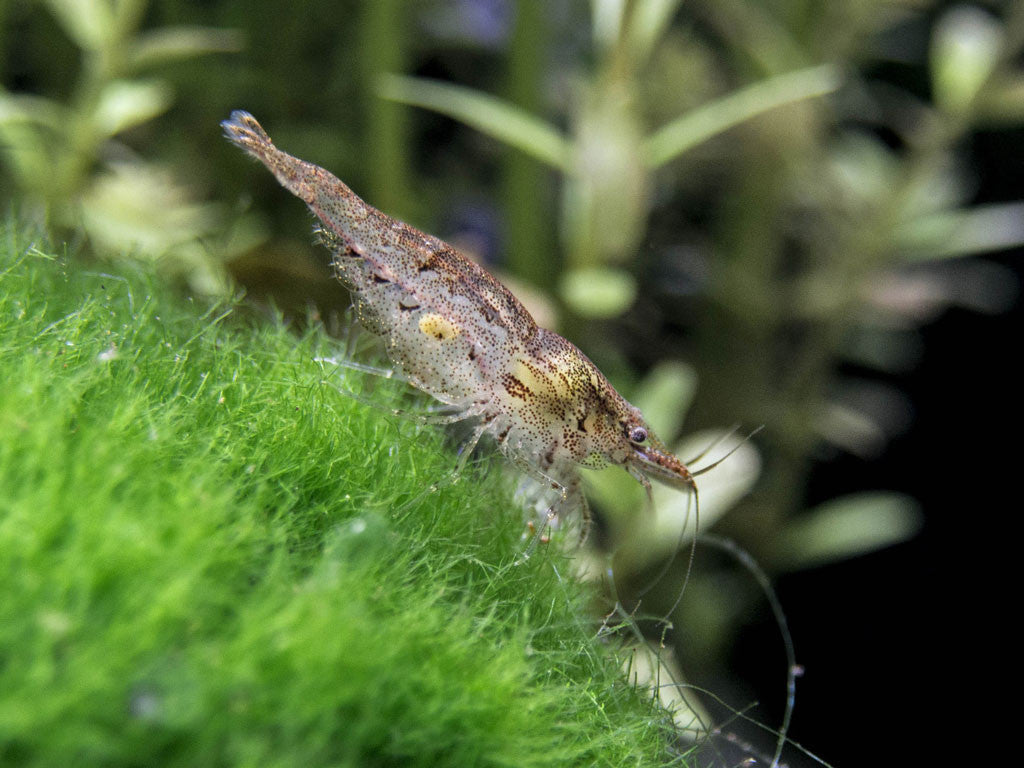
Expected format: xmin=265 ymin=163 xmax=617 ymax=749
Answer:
xmin=358 ymin=0 xmax=415 ymax=222
xmin=501 ymin=0 xmax=556 ymax=286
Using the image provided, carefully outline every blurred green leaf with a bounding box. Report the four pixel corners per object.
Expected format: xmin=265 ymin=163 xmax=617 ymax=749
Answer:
xmin=584 ymin=462 xmax=647 ymax=522
xmin=0 ymin=123 xmax=51 ymax=190
xmin=377 ymin=74 xmax=571 ymax=171
xmin=625 ymin=0 xmax=684 ymax=65
xmin=828 ymin=131 xmax=899 ymax=204
xmin=591 ymin=0 xmax=628 ymax=50
xmin=696 ymin=0 xmax=807 ymax=73
xmin=898 ymin=156 xmax=970 ymax=222
xmin=931 ymin=5 xmax=1003 ymax=115
xmin=559 ymin=266 xmax=637 ymax=318
xmin=642 ymin=64 xmax=841 ymax=169
xmin=897 ymin=202 xmax=1024 ymax=261
xmin=93 ymin=80 xmax=173 ymax=138
xmin=0 ymin=92 xmax=65 ymax=129
xmin=977 ymin=72 xmax=1024 ymax=123
xmin=841 ymin=324 xmax=922 ymax=373
xmin=44 ymin=0 xmax=113 ymax=50
xmin=625 ymin=643 xmax=710 ymax=740
xmin=777 ymin=492 xmax=923 ymax=570
xmin=631 ymin=360 xmax=698 ymax=443
xmin=0 ymin=93 xmax=67 ymax=188
xmin=818 ymin=402 xmax=887 ymax=458
xmin=128 ymin=27 xmax=244 ymax=71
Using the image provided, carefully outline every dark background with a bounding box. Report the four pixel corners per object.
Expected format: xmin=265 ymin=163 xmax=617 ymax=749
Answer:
xmin=761 ymin=292 xmax=1020 ymax=765
xmin=764 ymin=130 xmax=1022 ymax=765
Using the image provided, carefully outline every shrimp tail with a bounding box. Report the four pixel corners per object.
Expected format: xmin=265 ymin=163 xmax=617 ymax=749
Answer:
xmin=221 ymin=110 xmax=376 ymax=247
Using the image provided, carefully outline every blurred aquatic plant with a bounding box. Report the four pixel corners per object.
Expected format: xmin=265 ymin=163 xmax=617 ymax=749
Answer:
xmin=686 ymin=0 xmax=1024 ymax=565
xmin=378 ymin=0 xmax=840 ymax=319
xmin=375 ymin=1 xmax=1024 ymax=636
xmin=0 ymin=0 xmax=240 ymax=292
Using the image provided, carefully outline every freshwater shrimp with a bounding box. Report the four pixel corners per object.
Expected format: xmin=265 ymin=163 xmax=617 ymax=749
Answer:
xmin=222 ymin=110 xmax=704 ymax=540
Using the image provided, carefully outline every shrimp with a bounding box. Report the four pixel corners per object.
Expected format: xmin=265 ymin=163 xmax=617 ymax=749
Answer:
xmin=222 ymin=110 xmax=700 ymax=540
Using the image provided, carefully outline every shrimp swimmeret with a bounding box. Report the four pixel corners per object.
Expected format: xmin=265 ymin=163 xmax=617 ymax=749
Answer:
xmin=222 ymin=110 xmax=707 ymax=540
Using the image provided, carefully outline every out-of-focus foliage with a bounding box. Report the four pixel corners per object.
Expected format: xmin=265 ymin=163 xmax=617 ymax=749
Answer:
xmin=380 ymin=17 xmax=839 ymax=319
xmin=370 ymin=0 xmax=1023 ymax=662
xmin=0 ymin=0 xmax=240 ymax=292
xmin=4 ymin=0 xmax=1023 ymax=740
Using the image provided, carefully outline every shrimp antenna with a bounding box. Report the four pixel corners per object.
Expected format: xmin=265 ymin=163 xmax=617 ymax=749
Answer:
xmin=658 ymin=483 xmax=699 ymax=617
xmin=684 ymin=423 xmax=741 ymax=465
xmin=691 ymin=425 xmax=765 ymax=478
xmin=634 ymin=473 xmax=699 ymax=603
xmin=635 ymin=425 xmax=763 ymax=601
xmin=699 ymin=533 xmax=798 ymax=768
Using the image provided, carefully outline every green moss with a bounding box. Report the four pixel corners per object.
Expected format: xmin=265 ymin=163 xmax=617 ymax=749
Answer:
xmin=0 ymin=223 xmax=683 ymax=767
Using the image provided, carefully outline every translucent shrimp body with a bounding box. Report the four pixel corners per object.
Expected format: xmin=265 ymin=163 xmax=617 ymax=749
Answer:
xmin=222 ymin=111 xmax=696 ymax=533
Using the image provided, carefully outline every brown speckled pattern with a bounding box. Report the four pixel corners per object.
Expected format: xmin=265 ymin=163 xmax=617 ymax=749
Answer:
xmin=222 ymin=111 xmax=696 ymax=534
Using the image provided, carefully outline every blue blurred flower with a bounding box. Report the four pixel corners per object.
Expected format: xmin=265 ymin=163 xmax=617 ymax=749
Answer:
xmin=421 ymin=0 xmax=513 ymax=48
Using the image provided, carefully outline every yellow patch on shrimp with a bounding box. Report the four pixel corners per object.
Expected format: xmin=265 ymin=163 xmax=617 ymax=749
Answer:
xmin=418 ymin=313 xmax=460 ymax=341
xmin=581 ymin=410 xmax=602 ymax=434
xmin=509 ymin=357 xmax=547 ymax=397
xmin=513 ymin=356 xmax=583 ymax=402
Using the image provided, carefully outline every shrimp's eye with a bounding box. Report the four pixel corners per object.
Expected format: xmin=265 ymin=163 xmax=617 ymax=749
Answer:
xmin=628 ymin=426 xmax=648 ymax=444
